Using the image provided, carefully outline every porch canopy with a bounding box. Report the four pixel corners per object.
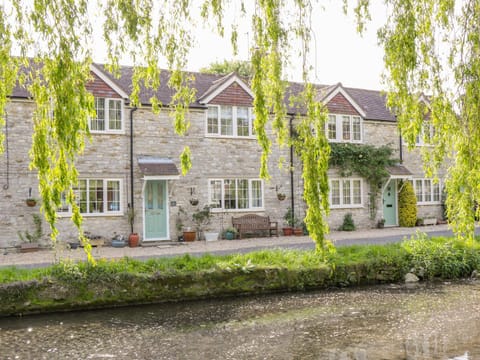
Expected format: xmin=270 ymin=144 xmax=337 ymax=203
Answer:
xmin=138 ymin=157 xmax=180 ymax=179
xmin=386 ymin=165 xmax=412 ymax=179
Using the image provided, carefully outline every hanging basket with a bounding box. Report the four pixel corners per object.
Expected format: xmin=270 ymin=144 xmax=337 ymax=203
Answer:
xmin=26 ymin=199 xmax=37 ymax=207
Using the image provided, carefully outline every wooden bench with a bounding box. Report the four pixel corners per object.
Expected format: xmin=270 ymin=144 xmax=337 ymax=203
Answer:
xmin=232 ymin=214 xmax=279 ymax=239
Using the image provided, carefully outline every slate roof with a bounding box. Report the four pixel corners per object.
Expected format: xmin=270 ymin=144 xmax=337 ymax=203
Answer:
xmin=10 ymin=63 xmax=397 ymax=122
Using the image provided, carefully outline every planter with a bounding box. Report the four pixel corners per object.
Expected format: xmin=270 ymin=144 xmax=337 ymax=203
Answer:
xmin=277 ymin=193 xmax=286 ymax=201
xmin=128 ymin=233 xmax=140 ymax=247
xmin=204 ymin=232 xmax=219 ymax=242
xmin=111 ymin=239 xmax=126 ymax=248
xmin=183 ymin=231 xmax=196 ymax=242
xmin=293 ymin=227 xmax=303 ymax=236
xmin=224 ymin=231 xmax=235 ymax=240
xmin=423 ymin=218 xmax=437 ymax=226
xmin=26 ymin=199 xmax=37 ymax=207
xmin=282 ymin=227 xmax=293 ymax=236
xmin=20 ymin=243 xmax=40 ymax=253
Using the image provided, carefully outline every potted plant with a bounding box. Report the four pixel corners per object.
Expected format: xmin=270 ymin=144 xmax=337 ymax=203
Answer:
xmin=192 ymin=204 xmax=214 ymax=241
xmin=25 ymin=188 xmax=37 ymax=207
xmin=277 ymin=193 xmax=286 ymax=201
xmin=127 ymin=206 xmax=139 ymax=247
xmin=17 ymin=214 xmax=43 ymax=252
xmin=223 ymin=227 xmax=237 ymax=240
xmin=282 ymin=207 xmax=295 ymax=236
xmin=377 ymin=217 xmax=385 ymax=228
xmin=26 ymin=198 xmax=37 ymax=207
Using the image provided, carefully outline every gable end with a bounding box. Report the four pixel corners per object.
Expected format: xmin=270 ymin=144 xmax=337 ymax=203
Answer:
xmin=326 ymin=93 xmax=361 ymax=116
xmin=209 ymin=82 xmax=253 ymax=107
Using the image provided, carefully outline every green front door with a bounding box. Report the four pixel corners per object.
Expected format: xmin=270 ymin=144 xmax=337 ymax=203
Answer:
xmin=382 ymin=179 xmax=397 ymax=226
xmin=144 ymin=180 xmax=168 ymax=240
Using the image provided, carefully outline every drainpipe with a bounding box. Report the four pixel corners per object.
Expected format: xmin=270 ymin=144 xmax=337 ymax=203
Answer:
xmin=129 ymin=106 xmax=138 ymax=233
xmin=289 ymin=115 xmax=295 ymax=223
xmin=397 ymin=115 xmax=403 ymax=164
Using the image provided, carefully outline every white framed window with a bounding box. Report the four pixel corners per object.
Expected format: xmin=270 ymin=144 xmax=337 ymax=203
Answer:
xmin=206 ymin=105 xmax=255 ymax=137
xmin=58 ymin=179 xmax=122 ymax=215
xmin=208 ymin=178 xmax=263 ymax=211
xmin=412 ymin=178 xmax=442 ymax=204
xmin=90 ymin=97 xmax=123 ymax=133
xmin=415 ymin=121 xmax=435 ymax=146
xmin=326 ymin=114 xmax=362 ymax=143
xmin=329 ymin=178 xmax=363 ymax=208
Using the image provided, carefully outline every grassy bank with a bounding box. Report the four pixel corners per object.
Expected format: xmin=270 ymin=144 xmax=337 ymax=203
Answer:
xmin=1 ymin=234 xmax=479 ymax=317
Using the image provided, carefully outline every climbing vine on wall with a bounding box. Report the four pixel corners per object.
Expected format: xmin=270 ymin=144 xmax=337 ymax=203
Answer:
xmin=329 ymin=143 xmax=396 ymax=219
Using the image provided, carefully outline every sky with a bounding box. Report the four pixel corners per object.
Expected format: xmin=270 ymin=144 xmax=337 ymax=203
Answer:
xmin=185 ymin=2 xmax=387 ymax=91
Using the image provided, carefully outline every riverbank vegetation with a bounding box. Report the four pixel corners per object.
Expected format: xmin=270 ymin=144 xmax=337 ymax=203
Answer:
xmin=0 ymin=234 xmax=479 ymax=317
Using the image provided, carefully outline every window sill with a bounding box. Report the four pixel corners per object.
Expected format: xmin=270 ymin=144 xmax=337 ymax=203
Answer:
xmin=205 ymin=134 xmax=256 ymax=140
xmin=211 ymin=208 xmax=265 ymax=213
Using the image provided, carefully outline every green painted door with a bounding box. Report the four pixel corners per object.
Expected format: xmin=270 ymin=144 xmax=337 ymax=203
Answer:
xmin=383 ymin=179 xmax=397 ymax=226
xmin=144 ymin=180 xmax=168 ymax=240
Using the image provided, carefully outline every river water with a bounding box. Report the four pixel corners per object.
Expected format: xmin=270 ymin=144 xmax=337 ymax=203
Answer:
xmin=1 ymin=280 xmax=479 ymax=359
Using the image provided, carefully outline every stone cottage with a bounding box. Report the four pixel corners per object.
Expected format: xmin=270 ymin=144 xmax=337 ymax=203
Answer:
xmin=0 ymin=63 xmax=445 ymax=248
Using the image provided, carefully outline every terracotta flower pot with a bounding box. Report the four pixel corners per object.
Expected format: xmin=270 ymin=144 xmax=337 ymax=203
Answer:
xmin=128 ymin=233 xmax=140 ymax=247
xmin=183 ymin=231 xmax=196 ymax=242
xmin=282 ymin=227 xmax=293 ymax=236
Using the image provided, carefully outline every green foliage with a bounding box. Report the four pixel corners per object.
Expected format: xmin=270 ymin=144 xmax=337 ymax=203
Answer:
xmin=377 ymin=0 xmax=480 ymax=242
xmin=339 ymin=213 xmax=356 ymax=231
xmin=398 ymin=181 xmax=417 ymax=227
xmin=329 ymin=143 xmax=396 ymax=218
xmin=200 ymin=59 xmax=253 ymax=78
xmin=17 ymin=214 xmax=43 ymax=243
xmin=402 ymin=232 xmax=480 ymax=279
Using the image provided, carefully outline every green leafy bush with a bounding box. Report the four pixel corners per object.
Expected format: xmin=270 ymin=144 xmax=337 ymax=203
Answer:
xmin=339 ymin=213 xmax=356 ymax=231
xmin=399 ymin=181 xmax=417 ymax=227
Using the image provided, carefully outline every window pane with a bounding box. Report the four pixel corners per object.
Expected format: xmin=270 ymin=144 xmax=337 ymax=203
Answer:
xmin=58 ymin=192 xmax=69 ymax=213
xmin=89 ymin=180 xmax=104 ymax=213
xmin=207 ymin=107 xmax=219 ymax=134
xmin=328 ymin=115 xmax=336 ymax=140
xmin=92 ymin=98 xmax=105 ymax=131
xmin=353 ymin=180 xmax=362 ymax=204
xmin=433 ymin=182 xmax=440 ymax=202
xmin=343 ymin=180 xmax=351 ymax=204
xmin=224 ymin=179 xmax=236 ymax=209
xmin=352 ymin=116 xmax=361 ymax=141
xmin=210 ymin=180 xmax=222 ymax=208
xmin=107 ymin=181 xmax=120 ymax=211
xmin=108 ymin=100 xmax=122 ymax=130
xmin=77 ymin=180 xmax=88 ymax=213
xmin=424 ymin=179 xmax=432 ymax=202
xmin=415 ymin=180 xmax=423 ymax=202
xmin=342 ymin=116 xmax=351 ymax=141
xmin=237 ymin=179 xmax=249 ymax=209
xmin=331 ymin=180 xmax=340 ymax=205
xmin=251 ymin=180 xmax=262 ymax=208
xmin=221 ymin=106 xmax=233 ymax=135
xmin=237 ymin=107 xmax=250 ymax=136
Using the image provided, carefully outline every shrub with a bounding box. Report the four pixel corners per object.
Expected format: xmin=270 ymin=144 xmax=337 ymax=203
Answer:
xmin=339 ymin=213 xmax=356 ymax=231
xmin=399 ymin=181 xmax=417 ymax=227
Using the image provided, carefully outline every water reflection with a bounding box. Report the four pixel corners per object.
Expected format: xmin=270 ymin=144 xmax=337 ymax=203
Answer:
xmin=1 ymin=281 xmax=479 ymax=359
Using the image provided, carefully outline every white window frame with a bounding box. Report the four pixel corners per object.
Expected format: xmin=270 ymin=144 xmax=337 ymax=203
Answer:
xmin=329 ymin=178 xmax=364 ymax=209
xmin=326 ymin=114 xmax=363 ymax=143
xmin=412 ymin=178 xmax=442 ymax=204
xmin=205 ymin=105 xmax=255 ymax=138
xmin=57 ymin=178 xmax=123 ymax=216
xmin=415 ymin=121 xmax=435 ymax=146
xmin=89 ymin=97 xmax=124 ymax=133
xmin=208 ymin=178 xmax=264 ymax=211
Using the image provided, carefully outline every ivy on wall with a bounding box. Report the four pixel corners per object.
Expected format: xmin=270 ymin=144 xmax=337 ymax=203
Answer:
xmin=329 ymin=143 xmax=397 ymax=219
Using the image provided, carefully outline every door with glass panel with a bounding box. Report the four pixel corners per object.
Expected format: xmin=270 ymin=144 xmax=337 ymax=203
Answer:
xmin=382 ymin=180 xmax=397 ymax=226
xmin=144 ymin=180 xmax=168 ymax=240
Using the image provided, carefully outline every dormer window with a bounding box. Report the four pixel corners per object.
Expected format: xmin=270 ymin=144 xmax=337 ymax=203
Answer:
xmin=326 ymin=114 xmax=362 ymax=143
xmin=90 ymin=97 xmax=123 ymax=133
xmin=206 ymin=105 xmax=254 ymax=138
